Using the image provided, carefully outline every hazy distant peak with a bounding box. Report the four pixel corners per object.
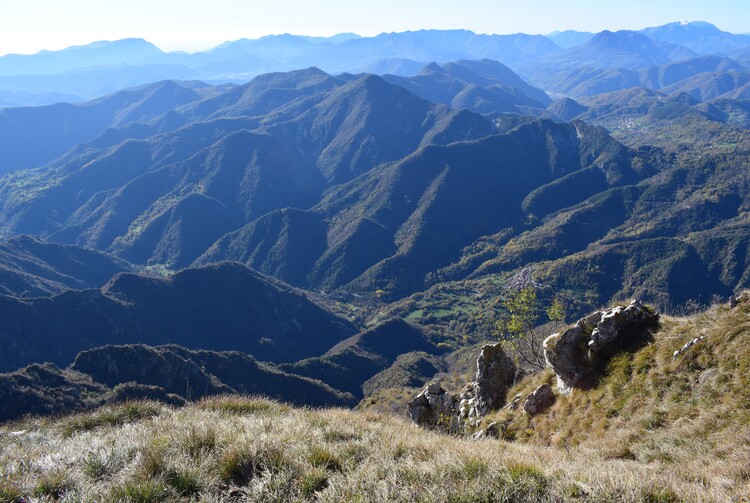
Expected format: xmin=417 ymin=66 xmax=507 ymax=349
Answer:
xmin=0 ymin=38 xmax=164 ymax=77
xmin=658 ymin=21 xmax=722 ymax=32
xmin=419 ymin=62 xmax=446 ymax=75
xmin=639 ymin=21 xmax=750 ymax=55
xmin=546 ymin=30 xmax=594 ymax=48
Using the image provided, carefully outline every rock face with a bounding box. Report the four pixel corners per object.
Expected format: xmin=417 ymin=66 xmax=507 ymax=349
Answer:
xmin=589 ymin=300 xmax=654 ymax=352
xmin=523 ymin=384 xmax=556 ymax=415
xmin=407 ymin=382 xmax=458 ymax=427
xmin=459 ymin=343 xmax=516 ymax=419
xmin=544 ymin=300 xmax=656 ymax=393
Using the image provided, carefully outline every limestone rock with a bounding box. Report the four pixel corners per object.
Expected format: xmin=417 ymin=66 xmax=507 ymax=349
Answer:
xmin=543 ymin=324 xmax=590 ymax=391
xmin=475 ymin=343 xmax=517 ymax=408
xmin=544 ymin=300 xmax=657 ymax=393
xmin=504 ymin=393 xmax=523 ymax=410
xmin=458 ymin=343 xmax=516 ymax=419
xmin=523 ymin=384 xmax=555 ymax=415
xmin=472 ymin=422 xmax=500 ymax=440
xmin=407 ymin=381 xmax=458 ymax=427
xmin=673 ymin=336 xmax=705 ymax=359
xmin=589 ymin=300 xmax=652 ymax=353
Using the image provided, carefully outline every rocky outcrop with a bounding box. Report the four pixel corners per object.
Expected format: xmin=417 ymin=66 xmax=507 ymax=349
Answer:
xmin=544 ymin=300 xmax=656 ymax=393
xmin=673 ymin=336 xmax=705 ymax=359
xmin=459 ymin=343 xmax=516 ymax=419
xmin=589 ymin=300 xmax=654 ymax=352
xmin=407 ymin=382 xmax=458 ymax=427
xmin=523 ymin=384 xmax=555 ymax=415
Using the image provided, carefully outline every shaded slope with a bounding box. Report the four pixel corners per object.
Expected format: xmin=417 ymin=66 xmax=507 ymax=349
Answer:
xmin=0 ymin=262 xmax=355 ymax=372
xmin=0 ymin=235 xmax=133 ymax=297
xmin=531 ymin=55 xmax=742 ymax=98
xmin=279 ymin=318 xmax=439 ymax=398
xmin=0 ymin=363 xmax=108 ymax=421
xmin=71 ymin=344 xmax=354 ymax=406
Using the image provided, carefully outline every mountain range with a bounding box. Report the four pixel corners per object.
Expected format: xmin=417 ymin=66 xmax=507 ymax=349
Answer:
xmin=1 ymin=21 xmax=749 ymax=108
xmin=0 ymin=55 xmax=748 ymax=315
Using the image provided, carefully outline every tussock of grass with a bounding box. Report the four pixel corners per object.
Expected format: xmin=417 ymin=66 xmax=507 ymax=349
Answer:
xmin=109 ymin=480 xmax=169 ymax=503
xmin=307 ymin=445 xmax=342 ymax=471
xmin=299 ymin=468 xmax=329 ymax=496
xmin=31 ymin=471 xmax=72 ymax=499
xmin=181 ymin=424 xmax=218 ymax=459
xmin=60 ymin=401 xmax=162 ymax=437
xmin=198 ymin=395 xmax=289 ymax=415
xmin=218 ymin=442 xmax=287 ymax=485
xmin=81 ymin=449 xmax=121 ymax=480
xmin=164 ymin=468 xmax=201 ymax=495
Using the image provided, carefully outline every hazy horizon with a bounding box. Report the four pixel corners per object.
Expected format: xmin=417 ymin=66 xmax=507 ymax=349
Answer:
xmin=2 ymin=0 xmax=749 ymax=57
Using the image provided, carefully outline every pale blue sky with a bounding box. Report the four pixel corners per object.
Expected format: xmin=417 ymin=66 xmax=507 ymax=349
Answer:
xmin=1 ymin=0 xmax=749 ymax=55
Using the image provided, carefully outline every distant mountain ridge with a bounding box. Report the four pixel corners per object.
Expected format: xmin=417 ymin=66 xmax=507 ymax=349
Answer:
xmin=0 ymin=30 xmax=561 ymax=107
xmin=0 ymin=38 xmax=163 ymax=76
xmin=1 ymin=22 xmax=749 ymax=108
xmin=639 ymin=21 xmax=750 ymax=55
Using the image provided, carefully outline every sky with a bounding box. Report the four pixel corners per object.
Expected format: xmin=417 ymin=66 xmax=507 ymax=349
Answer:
xmin=1 ymin=0 xmax=749 ymax=56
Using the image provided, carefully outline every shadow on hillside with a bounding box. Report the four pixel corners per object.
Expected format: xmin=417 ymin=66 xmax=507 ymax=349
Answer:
xmin=575 ymin=315 xmax=661 ymax=390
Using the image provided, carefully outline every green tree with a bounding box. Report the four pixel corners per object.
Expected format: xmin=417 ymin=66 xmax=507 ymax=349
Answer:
xmin=494 ymin=287 xmax=565 ymax=370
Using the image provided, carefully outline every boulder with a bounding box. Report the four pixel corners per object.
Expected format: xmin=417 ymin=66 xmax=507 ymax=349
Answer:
xmin=589 ymin=300 xmax=653 ymax=353
xmin=407 ymin=381 xmax=458 ymax=427
xmin=458 ymin=343 xmax=516 ymax=419
xmin=523 ymin=384 xmax=555 ymax=415
xmin=543 ymin=324 xmax=590 ymax=393
xmin=544 ymin=300 xmax=656 ymax=393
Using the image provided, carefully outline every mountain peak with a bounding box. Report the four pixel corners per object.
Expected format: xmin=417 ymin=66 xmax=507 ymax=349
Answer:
xmin=419 ymin=62 xmax=446 ymax=75
xmin=639 ymin=20 xmax=748 ymax=54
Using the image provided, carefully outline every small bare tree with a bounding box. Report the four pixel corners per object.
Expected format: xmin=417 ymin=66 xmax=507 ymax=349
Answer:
xmin=493 ymin=287 xmax=565 ymax=370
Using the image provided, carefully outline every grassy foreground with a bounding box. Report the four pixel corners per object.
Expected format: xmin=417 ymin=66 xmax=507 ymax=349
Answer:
xmin=2 ymin=300 xmax=750 ymax=502
xmin=0 ymin=396 xmax=734 ymax=502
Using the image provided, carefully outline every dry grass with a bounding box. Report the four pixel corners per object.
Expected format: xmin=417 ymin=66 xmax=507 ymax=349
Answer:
xmin=2 ymin=303 xmax=750 ymax=501
xmin=0 ymin=393 xmax=737 ymax=502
